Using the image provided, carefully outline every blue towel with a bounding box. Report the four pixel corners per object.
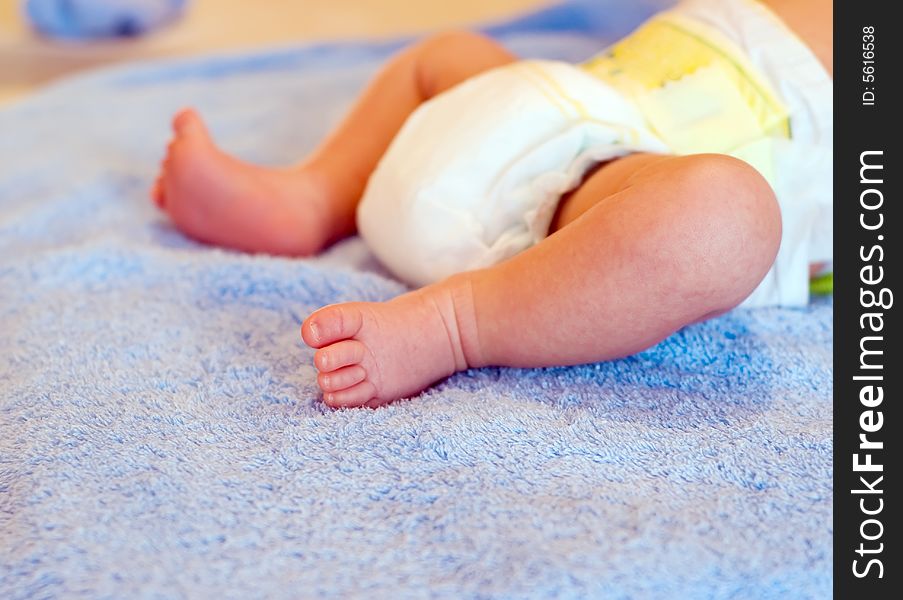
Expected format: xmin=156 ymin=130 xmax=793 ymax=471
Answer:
xmin=25 ymin=0 xmax=187 ymax=39
xmin=0 ymin=1 xmax=832 ymax=597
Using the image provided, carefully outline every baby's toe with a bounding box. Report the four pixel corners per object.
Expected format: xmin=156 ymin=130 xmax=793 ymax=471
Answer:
xmin=314 ymin=339 xmax=366 ymax=372
xmin=174 ymin=108 xmax=214 ymax=149
xmin=302 ymin=304 xmax=365 ymax=348
xmin=318 ymin=365 xmax=367 ymax=393
xmin=324 ymin=380 xmax=377 ymax=408
xmin=151 ymin=176 xmax=165 ymax=208
xmin=172 ymin=107 xmax=201 ymax=134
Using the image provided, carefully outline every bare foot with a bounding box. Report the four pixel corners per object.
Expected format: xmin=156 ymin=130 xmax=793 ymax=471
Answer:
xmin=301 ymin=275 xmax=482 ymax=408
xmin=152 ymin=108 xmax=352 ymax=255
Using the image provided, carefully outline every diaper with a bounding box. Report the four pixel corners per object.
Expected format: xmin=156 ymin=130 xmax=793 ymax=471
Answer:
xmin=666 ymin=0 xmax=834 ymax=307
xmin=356 ymin=60 xmax=669 ymax=288
xmin=357 ymin=0 xmax=833 ymax=307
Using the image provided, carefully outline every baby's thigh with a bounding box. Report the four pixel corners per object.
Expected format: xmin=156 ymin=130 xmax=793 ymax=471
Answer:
xmin=564 ymin=152 xmax=783 ymax=313
xmin=560 ymin=151 xmax=781 ymax=291
xmin=553 ymin=152 xmax=780 ymax=239
xmin=550 ymin=153 xmax=669 ymax=232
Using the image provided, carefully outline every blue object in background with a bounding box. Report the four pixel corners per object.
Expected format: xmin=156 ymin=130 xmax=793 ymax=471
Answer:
xmin=484 ymin=0 xmax=674 ymax=37
xmin=24 ymin=0 xmax=188 ymax=39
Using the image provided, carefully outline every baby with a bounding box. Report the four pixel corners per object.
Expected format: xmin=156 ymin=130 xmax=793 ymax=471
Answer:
xmin=152 ymin=0 xmax=833 ymax=408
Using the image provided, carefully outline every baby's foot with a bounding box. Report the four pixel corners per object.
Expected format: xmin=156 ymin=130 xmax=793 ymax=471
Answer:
xmin=152 ymin=108 xmax=349 ymax=255
xmin=301 ymin=277 xmax=482 ymax=408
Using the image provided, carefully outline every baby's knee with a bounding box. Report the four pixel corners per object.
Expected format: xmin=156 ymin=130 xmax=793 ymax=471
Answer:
xmin=414 ymin=31 xmax=514 ymax=98
xmin=418 ymin=30 xmax=496 ymax=54
xmin=666 ymin=153 xmax=782 ymax=308
xmin=682 ymin=154 xmax=779 ymax=254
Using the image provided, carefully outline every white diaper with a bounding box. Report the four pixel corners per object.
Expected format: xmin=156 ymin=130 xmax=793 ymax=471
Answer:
xmin=671 ymin=0 xmax=833 ymax=307
xmin=356 ymin=0 xmax=833 ymax=307
xmin=356 ymin=60 xmax=668 ymax=288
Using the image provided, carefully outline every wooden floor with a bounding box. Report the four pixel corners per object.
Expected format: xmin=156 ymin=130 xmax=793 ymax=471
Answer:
xmin=0 ymin=0 xmax=548 ymax=105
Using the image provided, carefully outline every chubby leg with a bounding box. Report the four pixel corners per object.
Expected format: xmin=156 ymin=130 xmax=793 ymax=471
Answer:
xmin=152 ymin=32 xmax=515 ymax=255
xmin=302 ymin=153 xmax=781 ymax=408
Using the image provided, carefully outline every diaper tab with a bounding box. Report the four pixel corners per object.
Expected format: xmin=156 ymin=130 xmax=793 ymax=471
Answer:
xmin=581 ymin=13 xmax=790 ymax=183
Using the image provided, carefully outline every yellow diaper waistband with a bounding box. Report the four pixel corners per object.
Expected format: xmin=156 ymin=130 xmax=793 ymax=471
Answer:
xmin=581 ymin=12 xmax=790 ymax=181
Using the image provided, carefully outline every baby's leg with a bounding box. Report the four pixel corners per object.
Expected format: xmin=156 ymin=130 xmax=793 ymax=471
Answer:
xmin=153 ymin=32 xmax=515 ymax=255
xmin=302 ymin=153 xmax=781 ymax=408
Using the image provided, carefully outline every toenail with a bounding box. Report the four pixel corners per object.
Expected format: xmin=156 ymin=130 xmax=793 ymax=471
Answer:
xmin=325 ymin=393 xmax=334 ymax=404
xmin=322 ymin=375 xmax=330 ymax=387
xmin=309 ymin=321 xmax=320 ymax=342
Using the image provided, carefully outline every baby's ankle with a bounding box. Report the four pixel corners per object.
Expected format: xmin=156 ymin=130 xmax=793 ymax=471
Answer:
xmin=300 ymin=156 xmax=363 ymax=238
xmin=425 ymin=273 xmax=486 ymax=371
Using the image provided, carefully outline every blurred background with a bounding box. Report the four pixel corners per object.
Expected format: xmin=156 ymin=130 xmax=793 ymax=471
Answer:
xmin=0 ymin=0 xmax=550 ymax=105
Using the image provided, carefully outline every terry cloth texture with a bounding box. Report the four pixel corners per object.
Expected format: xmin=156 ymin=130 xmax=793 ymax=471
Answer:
xmin=0 ymin=1 xmax=831 ymax=597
